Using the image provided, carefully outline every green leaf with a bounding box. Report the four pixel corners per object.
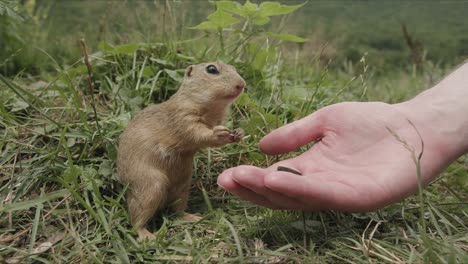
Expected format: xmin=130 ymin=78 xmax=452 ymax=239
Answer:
xmin=0 ymin=3 xmax=24 ymax=21
xmin=164 ymin=69 xmax=183 ymax=83
xmin=268 ymin=33 xmax=308 ymax=43
xmin=11 ymin=99 xmax=29 ymax=112
xmin=190 ymin=9 xmax=240 ymax=30
xmin=141 ymin=66 xmax=154 ymax=78
xmin=259 ymin=2 xmax=305 ymax=16
xmin=150 ymin=58 xmax=175 ymax=67
xmin=208 ymin=9 xmax=240 ymax=27
xmin=114 ymin=43 xmax=140 ymax=54
xmin=236 ymin=93 xmax=258 ymax=108
xmin=66 ymin=137 xmax=76 ymax=148
xmin=98 ymin=160 xmax=113 ymax=178
xmin=105 ymin=142 xmax=118 ymax=161
xmin=243 ymin=0 xmax=259 ymax=15
xmin=189 ymin=21 xmax=219 ymax=30
xmin=216 ymin=1 xmax=245 ymax=17
xmin=252 ymin=15 xmax=270 ymax=26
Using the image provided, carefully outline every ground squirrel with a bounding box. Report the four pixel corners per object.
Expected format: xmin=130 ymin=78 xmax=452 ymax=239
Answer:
xmin=117 ymin=61 xmax=246 ymax=241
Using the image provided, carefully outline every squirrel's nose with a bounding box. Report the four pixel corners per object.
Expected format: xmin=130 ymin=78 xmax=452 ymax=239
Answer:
xmin=235 ymin=81 xmax=245 ymax=91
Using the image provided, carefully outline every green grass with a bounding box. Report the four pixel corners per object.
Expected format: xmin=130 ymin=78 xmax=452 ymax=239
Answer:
xmin=1 ymin=1 xmax=467 ymax=263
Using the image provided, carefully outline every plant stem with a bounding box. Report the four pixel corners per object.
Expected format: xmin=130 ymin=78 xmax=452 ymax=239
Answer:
xmin=79 ymin=38 xmax=102 ymax=138
xmin=218 ymin=28 xmax=225 ymax=56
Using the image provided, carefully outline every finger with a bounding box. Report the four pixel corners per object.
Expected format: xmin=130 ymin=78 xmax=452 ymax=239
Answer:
xmin=264 ymin=172 xmax=361 ymax=211
xmin=263 ymin=171 xmax=328 ymax=210
xmin=217 ymin=167 xmax=282 ymax=209
xmin=230 ymin=166 xmax=310 ymax=210
xmin=259 ymin=111 xmax=325 ymax=155
xmin=217 ymin=167 xmax=240 ymax=189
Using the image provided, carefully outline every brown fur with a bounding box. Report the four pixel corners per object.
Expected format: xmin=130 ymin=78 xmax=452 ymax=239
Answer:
xmin=117 ymin=61 xmax=245 ymax=240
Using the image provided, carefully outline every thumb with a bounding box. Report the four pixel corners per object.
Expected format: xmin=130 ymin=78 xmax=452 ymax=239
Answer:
xmin=259 ymin=110 xmax=326 ymax=155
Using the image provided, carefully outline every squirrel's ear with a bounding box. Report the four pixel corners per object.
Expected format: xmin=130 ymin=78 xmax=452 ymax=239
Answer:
xmin=185 ymin=66 xmax=193 ymax=77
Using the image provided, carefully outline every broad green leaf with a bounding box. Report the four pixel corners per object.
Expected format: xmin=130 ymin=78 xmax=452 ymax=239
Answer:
xmin=164 ymin=69 xmax=183 ymax=83
xmin=259 ymin=2 xmax=305 ymax=16
xmin=114 ymin=43 xmax=141 ymax=54
xmin=216 ymin=1 xmax=245 ymax=17
xmin=2 ymin=5 xmax=23 ymax=21
xmin=189 ymin=21 xmax=219 ymax=30
xmin=243 ymin=0 xmax=258 ymax=14
xmin=141 ymin=66 xmax=154 ymax=78
xmin=252 ymin=15 xmax=270 ymax=26
xmin=241 ymin=0 xmax=260 ymax=18
xmin=268 ymin=33 xmax=308 ymax=43
xmin=207 ymin=9 xmax=240 ymax=27
xmin=190 ymin=9 xmax=240 ymax=30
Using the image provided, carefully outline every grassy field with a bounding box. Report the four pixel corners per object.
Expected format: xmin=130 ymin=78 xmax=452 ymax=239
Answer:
xmin=1 ymin=0 xmax=467 ymax=263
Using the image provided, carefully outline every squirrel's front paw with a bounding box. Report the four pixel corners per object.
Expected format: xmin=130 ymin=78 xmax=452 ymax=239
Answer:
xmin=229 ymin=128 xmax=244 ymax=142
xmin=213 ymin=125 xmax=232 ymax=145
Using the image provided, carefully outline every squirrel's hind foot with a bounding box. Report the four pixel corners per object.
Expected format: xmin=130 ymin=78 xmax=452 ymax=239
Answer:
xmin=137 ymin=228 xmax=156 ymax=242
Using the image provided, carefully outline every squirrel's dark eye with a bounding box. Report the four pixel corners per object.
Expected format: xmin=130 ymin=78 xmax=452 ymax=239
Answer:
xmin=206 ymin=65 xmax=219 ymax=75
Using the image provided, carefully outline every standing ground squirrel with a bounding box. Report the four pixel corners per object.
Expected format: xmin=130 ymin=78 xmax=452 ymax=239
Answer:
xmin=117 ymin=61 xmax=245 ymax=241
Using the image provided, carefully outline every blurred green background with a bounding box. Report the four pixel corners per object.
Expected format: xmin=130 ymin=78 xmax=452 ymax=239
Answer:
xmin=2 ymin=0 xmax=468 ymax=76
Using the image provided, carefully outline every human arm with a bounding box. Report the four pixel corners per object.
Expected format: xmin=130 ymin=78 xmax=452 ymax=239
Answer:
xmin=217 ymin=62 xmax=468 ymax=211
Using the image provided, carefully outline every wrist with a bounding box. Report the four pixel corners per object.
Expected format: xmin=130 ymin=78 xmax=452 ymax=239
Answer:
xmin=394 ymin=64 xmax=468 ymax=159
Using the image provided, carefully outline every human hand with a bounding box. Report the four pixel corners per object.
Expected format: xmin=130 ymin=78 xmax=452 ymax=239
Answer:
xmin=218 ymin=102 xmax=459 ymax=211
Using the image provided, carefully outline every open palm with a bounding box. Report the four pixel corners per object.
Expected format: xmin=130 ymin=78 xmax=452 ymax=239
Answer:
xmin=218 ymin=102 xmax=455 ymax=211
